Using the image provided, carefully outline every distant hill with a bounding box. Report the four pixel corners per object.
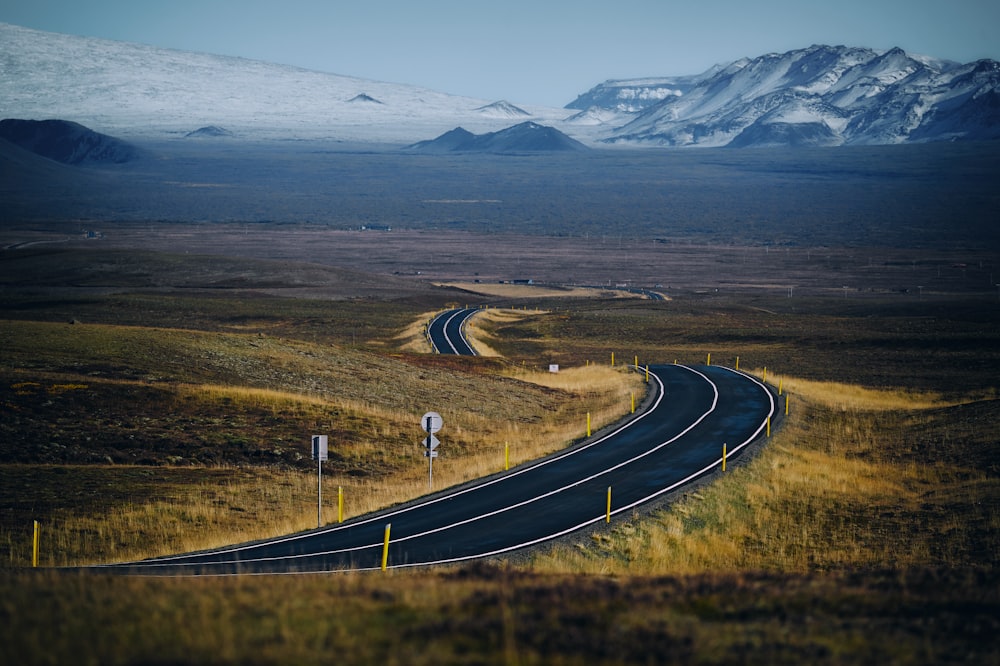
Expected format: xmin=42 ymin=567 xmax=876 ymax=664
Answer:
xmin=409 ymin=122 xmax=588 ymax=153
xmin=0 ymin=119 xmax=140 ymax=164
xmin=185 ymin=125 xmax=235 ymax=138
xmin=347 ymin=93 xmax=384 ymax=104
xmin=475 ymin=100 xmax=531 ymax=118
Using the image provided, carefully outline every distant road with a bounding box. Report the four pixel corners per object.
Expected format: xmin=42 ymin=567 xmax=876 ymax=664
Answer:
xmin=428 ymin=307 xmax=480 ymax=355
xmin=96 ymin=364 xmax=775 ymax=575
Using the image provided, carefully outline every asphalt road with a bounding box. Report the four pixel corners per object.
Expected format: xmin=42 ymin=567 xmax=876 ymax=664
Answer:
xmin=428 ymin=307 xmax=479 ymax=355
xmin=96 ymin=364 xmax=775 ymax=575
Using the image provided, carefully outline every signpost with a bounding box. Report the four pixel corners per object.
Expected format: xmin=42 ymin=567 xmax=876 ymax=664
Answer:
xmin=421 ymin=412 xmax=442 ymax=489
xmin=311 ymin=435 xmax=328 ymax=527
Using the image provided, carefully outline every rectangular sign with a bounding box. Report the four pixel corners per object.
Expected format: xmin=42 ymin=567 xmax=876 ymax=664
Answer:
xmin=311 ymin=434 xmax=328 ymax=461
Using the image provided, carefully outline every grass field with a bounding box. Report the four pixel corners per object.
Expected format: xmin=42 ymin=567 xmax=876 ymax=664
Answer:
xmin=1 ymin=314 xmax=642 ymax=566
xmin=1 ymin=234 xmax=998 ymax=664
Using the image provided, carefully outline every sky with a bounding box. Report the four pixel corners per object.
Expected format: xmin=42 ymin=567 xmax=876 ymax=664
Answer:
xmin=1 ymin=0 xmax=997 ymax=107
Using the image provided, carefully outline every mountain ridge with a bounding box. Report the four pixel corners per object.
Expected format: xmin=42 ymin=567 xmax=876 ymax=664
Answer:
xmin=597 ymin=44 xmax=1000 ymax=147
xmin=2 ymin=23 xmax=997 ymax=148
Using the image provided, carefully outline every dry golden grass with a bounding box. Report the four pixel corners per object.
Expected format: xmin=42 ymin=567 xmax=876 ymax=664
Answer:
xmin=462 ymin=307 xmax=553 ymax=357
xmin=35 ymin=469 xmax=317 ymax=565
xmin=393 ymin=309 xmax=439 ymax=353
xmin=532 ymin=379 xmax=999 ymax=575
xmin=7 ymin=565 xmax=994 ymax=666
xmin=4 ymin=343 xmax=646 ymax=566
xmin=761 ymin=372 xmax=951 ymax=411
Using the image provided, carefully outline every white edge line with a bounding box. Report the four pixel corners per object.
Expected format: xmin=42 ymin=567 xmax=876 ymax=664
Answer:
xmin=97 ymin=364 xmax=775 ymax=575
xmin=94 ymin=363 xmax=672 ymax=569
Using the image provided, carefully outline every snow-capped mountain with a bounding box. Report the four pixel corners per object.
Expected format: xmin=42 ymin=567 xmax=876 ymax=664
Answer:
xmin=0 ymin=22 xmax=568 ymax=143
xmin=2 ymin=22 xmax=996 ymax=149
xmin=597 ymin=45 xmax=1000 ymax=147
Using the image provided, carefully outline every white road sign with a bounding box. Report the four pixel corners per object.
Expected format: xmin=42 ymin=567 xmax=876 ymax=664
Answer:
xmin=421 ymin=411 xmax=443 ymax=434
xmin=311 ymin=434 xmax=328 ymax=461
xmin=423 ymin=450 xmax=439 ymax=458
xmin=423 ymin=434 xmax=440 ymax=450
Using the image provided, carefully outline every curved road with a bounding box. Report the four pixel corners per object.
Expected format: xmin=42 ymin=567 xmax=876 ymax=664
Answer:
xmin=428 ymin=307 xmax=479 ymax=355
xmin=97 ymin=364 xmax=775 ymax=575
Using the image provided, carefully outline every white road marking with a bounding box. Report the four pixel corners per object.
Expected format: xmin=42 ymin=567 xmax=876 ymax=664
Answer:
xmin=98 ymin=365 xmax=774 ymax=575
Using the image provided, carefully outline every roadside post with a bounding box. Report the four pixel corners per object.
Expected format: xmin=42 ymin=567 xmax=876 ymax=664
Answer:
xmin=381 ymin=524 xmax=391 ymax=571
xmin=311 ymin=435 xmax=328 ymax=527
xmin=338 ymin=486 xmax=344 ymax=523
xmin=421 ymin=411 xmax=443 ymax=489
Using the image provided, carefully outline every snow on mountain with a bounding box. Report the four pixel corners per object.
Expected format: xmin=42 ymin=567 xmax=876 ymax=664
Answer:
xmin=566 ymin=67 xmax=725 ymax=114
xmin=600 ymin=44 xmax=1000 ymax=147
xmin=0 ymin=22 xmax=567 ymax=143
xmin=3 ymin=23 xmax=996 ymax=149
xmin=475 ymin=100 xmax=531 ymax=118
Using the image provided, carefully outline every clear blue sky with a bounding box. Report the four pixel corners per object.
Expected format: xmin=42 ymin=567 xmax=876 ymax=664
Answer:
xmin=1 ymin=0 xmax=996 ymax=106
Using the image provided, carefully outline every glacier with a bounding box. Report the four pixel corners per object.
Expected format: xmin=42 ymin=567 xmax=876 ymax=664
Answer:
xmin=2 ymin=23 xmax=997 ymax=148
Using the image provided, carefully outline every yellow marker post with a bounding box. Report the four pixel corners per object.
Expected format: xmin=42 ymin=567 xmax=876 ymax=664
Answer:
xmin=785 ymin=394 xmax=789 ymax=416
xmin=722 ymin=443 xmax=727 ymax=472
xmin=611 ymin=351 xmax=615 ymax=367
xmin=778 ymin=378 xmax=783 ymax=395
xmin=606 ymin=487 xmax=612 ymax=523
xmin=337 ymin=486 xmax=344 ymax=524
xmin=767 ymin=417 xmax=771 ymax=437
xmin=634 ymin=355 xmax=638 ymax=369
xmin=707 ymin=352 xmax=711 ymax=366
xmin=381 ymin=524 xmax=391 ymax=571
xmin=32 ymin=520 xmax=39 ymax=568
xmin=645 ymin=365 xmax=649 ymax=383
xmin=505 ymin=442 xmax=510 ymax=471
xmin=587 ymin=412 xmax=592 ymax=438
xmin=631 ymin=392 xmax=635 ymax=414
xmin=763 ymin=367 xmax=767 ymax=383
xmin=735 ymin=356 xmax=740 ymax=370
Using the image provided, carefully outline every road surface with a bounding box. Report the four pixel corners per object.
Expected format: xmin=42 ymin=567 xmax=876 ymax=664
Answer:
xmin=428 ymin=307 xmax=479 ymax=355
xmin=96 ymin=364 xmax=775 ymax=575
